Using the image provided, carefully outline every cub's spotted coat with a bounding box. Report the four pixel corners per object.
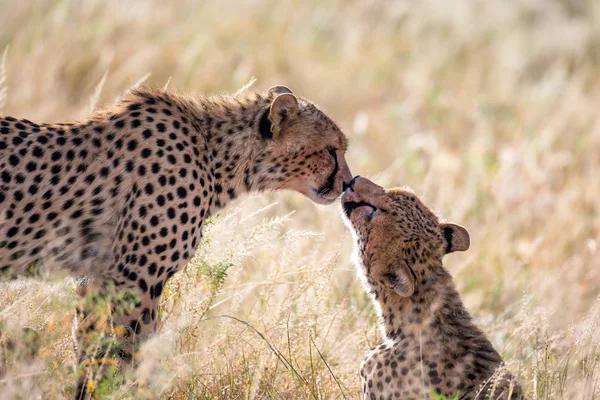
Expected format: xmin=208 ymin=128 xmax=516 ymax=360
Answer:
xmin=0 ymin=85 xmax=352 ymax=395
xmin=342 ymin=177 xmax=523 ymax=400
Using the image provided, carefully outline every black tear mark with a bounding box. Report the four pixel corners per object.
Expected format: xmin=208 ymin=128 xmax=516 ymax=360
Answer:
xmin=443 ymin=226 xmax=453 ymax=253
xmin=259 ymin=106 xmax=272 ymax=139
xmin=316 ymin=148 xmax=339 ymax=196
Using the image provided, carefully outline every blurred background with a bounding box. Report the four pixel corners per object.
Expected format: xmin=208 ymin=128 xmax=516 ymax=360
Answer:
xmin=1 ymin=0 xmax=600 ymax=398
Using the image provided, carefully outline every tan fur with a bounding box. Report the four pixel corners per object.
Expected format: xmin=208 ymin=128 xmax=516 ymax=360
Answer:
xmin=341 ymin=177 xmax=523 ymax=400
xmin=0 ymin=86 xmax=352 ymax=397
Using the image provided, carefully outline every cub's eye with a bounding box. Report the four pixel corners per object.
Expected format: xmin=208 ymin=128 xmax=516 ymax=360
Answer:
xmin=326 ymin=146 xmax=337 ymax=157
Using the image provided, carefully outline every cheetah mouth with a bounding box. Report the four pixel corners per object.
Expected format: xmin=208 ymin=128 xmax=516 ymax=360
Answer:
xmin=313 ymin=191 xmax=340 ymax=204
xmin=343 ymin=201 xmax=376 ymax=217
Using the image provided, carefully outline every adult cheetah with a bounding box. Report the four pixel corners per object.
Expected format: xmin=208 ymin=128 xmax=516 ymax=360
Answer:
xmin=341 ymin=176 xmax=523 ymax=400
xmin=0 ymin=85 xmax=352 ymax=393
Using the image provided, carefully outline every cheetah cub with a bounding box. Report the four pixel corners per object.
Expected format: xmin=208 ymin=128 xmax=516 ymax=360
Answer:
xmin=342 ymin=176 xmax=523 ymax=400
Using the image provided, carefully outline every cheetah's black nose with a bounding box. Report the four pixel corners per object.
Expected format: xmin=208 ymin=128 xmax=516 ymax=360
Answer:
xmin=343 ymin=175 xmax=361 ymax=191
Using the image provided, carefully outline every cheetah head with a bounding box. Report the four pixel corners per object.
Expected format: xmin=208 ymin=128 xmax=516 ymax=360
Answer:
xmin=259 ymin=86 xmax=353 ymax=205
xmin=341 ymin=176 xmax=469 ymax=297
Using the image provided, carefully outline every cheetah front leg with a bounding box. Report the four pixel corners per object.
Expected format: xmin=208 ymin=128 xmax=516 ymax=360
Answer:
xmin=73 ymin=266 xmax=179 ymax=399
xmin=73 ymin=279 xmax=150 ymax=400
xmin=75 ymin=181 xmax=206 ymax=398
xmin=104 ymin=177 xmax=206 ymax=356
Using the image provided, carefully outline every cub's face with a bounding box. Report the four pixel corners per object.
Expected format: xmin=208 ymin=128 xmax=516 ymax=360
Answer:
xmin=341 ymin=176 xmax=469 ymax=297
xmin=261 ymin=87 xmax=352 ymax=205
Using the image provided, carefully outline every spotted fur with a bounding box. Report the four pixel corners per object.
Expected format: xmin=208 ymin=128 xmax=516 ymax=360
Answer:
xmin=0 ymin=85 xmax=352 ymax=395
xmin=341 ymin=177 xmax=523 ymax=400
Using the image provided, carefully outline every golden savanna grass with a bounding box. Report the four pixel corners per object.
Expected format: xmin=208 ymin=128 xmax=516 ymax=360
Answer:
xmin=1 ymin=0 xmax=600 ymax=398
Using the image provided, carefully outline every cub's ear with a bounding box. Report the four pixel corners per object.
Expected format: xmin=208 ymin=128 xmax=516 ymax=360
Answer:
xmin=268 ymin=86 xmax=293 ymax=97
xmin=381 ymin=260 xmax=417 ymax=297
xmin=440 ymin=223 xmax=470 ymax=254
xmin=268 ymin=93 xmax=299 ymax=138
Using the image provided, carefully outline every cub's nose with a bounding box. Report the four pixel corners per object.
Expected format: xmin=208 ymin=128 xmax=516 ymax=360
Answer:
xmin=343 ymin=175 xmax=361 ymax=192
xmin=351 ymin=176 xmax=385 ymax=198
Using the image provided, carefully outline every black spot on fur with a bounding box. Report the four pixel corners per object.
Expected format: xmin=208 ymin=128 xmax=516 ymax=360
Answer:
xmin=258 ymin=107 xmax=272 ymax=139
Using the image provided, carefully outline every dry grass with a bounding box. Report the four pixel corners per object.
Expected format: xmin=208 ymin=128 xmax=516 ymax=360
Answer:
xmin=1 ymin=0 xmax=600 ymax=398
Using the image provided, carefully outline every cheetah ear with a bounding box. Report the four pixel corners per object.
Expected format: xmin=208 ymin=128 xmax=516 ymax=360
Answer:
xmin=268 ymin=86 xmax=293 ymax=97
xmin=382 ymin=260 xmax=416 ymax=297
xmin=440 ymin=223 xmax=470 ymax=254
xmin=268 ymin=93 xmax=299 ymax=138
